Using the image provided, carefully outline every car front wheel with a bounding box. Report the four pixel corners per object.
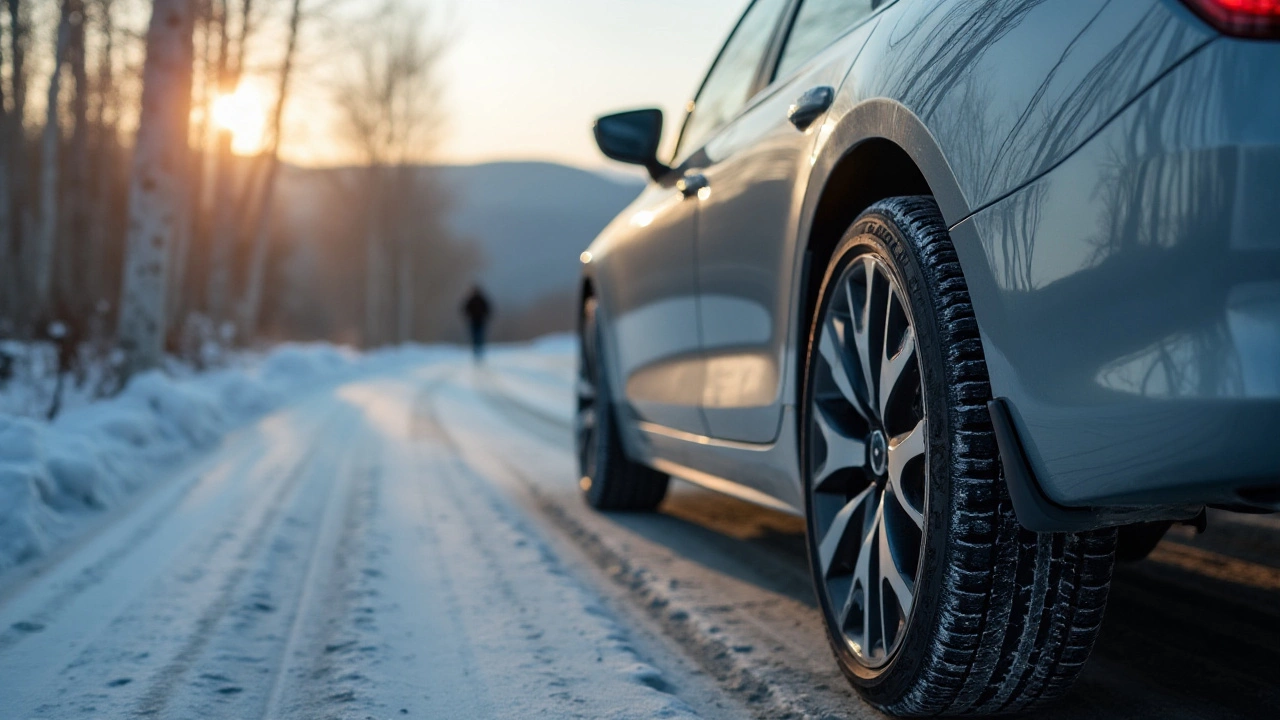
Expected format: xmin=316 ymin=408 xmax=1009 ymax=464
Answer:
xmin=801 ymin=196 xmax=1117 ymax=716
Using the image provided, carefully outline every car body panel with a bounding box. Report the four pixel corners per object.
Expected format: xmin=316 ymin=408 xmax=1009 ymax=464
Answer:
xmin=694 ymin=17 xmax=880 ymax=445
xmin=854 ymin=0 xmax=1214 ymax=215
xmin=955 ymin=37 xmax=1280 ymax=508
xmin=589 ymin=181 xmax=707 ymax=435
xmin=584 ymin=0 xmax=1278 ymax=522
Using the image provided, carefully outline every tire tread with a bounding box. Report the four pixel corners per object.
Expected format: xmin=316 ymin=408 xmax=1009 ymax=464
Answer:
xmin=838 ymin=197 xmax=1116 ymax=716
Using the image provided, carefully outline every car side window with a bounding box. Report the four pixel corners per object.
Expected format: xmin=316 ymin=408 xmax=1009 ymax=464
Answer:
xmin=774 ymin=0 xmax=875 ymax=81
xmin=678 ymin=0 xmax=790 ymax=159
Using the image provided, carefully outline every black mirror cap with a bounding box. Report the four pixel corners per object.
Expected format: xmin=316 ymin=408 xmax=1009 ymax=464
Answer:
xmin=593 ymin=108 xmax=672 ymax=182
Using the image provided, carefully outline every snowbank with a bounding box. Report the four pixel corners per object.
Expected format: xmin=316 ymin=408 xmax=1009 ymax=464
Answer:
xmin=0 ymin=343 xmax=371 ymax=573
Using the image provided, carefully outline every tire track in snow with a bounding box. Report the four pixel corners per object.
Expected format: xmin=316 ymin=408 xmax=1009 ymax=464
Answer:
xmin=126 ymin=409 xmax=353 ymax=717
xmin=256 ymin=426 xmax=377 ymax=719
xmin=0 ymin=399 xmax=343 ymax=719
xmin=437 ymin=375 xmax=857 ymax=720
xmin=401 ymin=377 xmax=728 ymax=719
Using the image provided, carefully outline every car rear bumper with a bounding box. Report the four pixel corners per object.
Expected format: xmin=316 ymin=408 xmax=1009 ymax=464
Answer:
xmin=952 ymin=36 xmax=1280 ymax=527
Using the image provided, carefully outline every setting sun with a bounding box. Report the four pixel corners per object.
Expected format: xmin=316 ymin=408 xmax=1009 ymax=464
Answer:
xmin=212 ymin=83 xmax=268 ymax=155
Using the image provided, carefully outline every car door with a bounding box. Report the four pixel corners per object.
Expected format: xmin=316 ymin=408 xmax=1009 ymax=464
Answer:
xmin=606 ymin=0 xmax=794 ymax=436
xmin=596 ymin=181 xmax=706 ymax=434
xmin=692 ymin=0 xmax=882 ymax=443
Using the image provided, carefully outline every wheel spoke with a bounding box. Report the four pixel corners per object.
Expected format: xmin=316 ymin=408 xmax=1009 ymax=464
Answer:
xmin=817 ymin=485 xmax=874 ymax=577
xmin=879 ymin=511 xmax=914 ymax=618
xmin=818 ymin=315 xmax=871 ymax=421
xmin=847 ymin=259 xmax=879 ymax=419
xmin=812 ymin=407 xmax=867 ymax=491
xmin=888 ymin=419 xmax=925 ymax=490
xmin=886 ymin=418 xmax=926 ymax=530
xmin=886 ymin=475 xmax=924 ymax=529
xmin=878 ymin=326 xmax=916 ymax=421
xmin=839 ymin=493 xmax=880 ymax=631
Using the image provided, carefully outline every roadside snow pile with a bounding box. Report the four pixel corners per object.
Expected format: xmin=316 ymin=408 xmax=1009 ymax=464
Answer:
xmin=0 ymin=343 xmax=361 ymax=574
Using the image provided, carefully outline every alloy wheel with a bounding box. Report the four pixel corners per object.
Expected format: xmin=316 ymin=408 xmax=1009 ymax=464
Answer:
xmin=809 ymin=252 xmax=929 ymax=668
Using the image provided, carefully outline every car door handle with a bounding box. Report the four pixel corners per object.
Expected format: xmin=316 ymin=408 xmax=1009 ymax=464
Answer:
xmin=677 ymin=172 xmax=709 ymax=198
xmin=788 ymin=86 xmax=834 ymax=131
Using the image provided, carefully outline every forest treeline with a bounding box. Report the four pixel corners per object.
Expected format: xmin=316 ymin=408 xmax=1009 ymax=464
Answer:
xmin=0 ymin=0 xmax=480 ymax=390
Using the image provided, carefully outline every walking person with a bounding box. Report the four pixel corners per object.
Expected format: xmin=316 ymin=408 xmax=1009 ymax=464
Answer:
xmin=461 ymin=285 xmax=492 ymax=362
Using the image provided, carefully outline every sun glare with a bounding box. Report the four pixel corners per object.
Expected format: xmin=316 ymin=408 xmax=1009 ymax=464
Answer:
xmin=212 ymin=84 xmax=269 ymax=155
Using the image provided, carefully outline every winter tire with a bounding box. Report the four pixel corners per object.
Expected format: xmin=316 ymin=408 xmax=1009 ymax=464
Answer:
xmin=577 ymin=296 xmax=669 ymax=511
xmin=800 ymin=196 xmax=1118 ymax=716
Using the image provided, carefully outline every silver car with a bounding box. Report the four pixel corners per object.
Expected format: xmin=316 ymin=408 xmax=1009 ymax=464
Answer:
xmin=575 ymin=0 xmax=1280 ymax=715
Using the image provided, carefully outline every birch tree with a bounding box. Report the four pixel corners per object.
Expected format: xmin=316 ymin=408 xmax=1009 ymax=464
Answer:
xmin=116 ymin=0 xmax=196 ymax=373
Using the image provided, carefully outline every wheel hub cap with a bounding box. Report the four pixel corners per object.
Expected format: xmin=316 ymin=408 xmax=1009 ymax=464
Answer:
xmin=868 ymin=430 xmax=888 ymax=477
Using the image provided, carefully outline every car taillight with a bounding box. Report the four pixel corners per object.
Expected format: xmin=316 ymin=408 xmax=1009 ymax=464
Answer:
xmin=1183 ymin=0 xmax=1280 ymax=38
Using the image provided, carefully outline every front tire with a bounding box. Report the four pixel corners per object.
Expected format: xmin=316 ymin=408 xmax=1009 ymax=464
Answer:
xmin=800 ymin=197 xmax=1117 ymax=716
xmin=576 ymin=297 xmax=669 ymax=511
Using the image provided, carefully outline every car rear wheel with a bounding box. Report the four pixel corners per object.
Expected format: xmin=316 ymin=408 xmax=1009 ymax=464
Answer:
xmin=577 ymin=296 xmax=669 ymax=511
xmin=801 ymin=196 xmax=1117 ymax=716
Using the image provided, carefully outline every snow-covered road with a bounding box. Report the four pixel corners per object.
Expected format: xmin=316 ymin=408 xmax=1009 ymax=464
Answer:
xmin=2 ymin=346 xmax=1279 ymax=719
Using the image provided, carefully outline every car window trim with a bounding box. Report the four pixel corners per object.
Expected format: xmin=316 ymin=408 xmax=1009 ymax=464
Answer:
xmin=671 ymin=0 xmax=801 ymax=165
xmin=772 ymin=0 xmax=895 ymax=85
xmin=673 ymin=0 xmax=895 ymax=168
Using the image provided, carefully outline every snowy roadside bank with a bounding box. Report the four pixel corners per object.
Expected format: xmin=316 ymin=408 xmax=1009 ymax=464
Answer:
xmin=0 ymin=343 xmax=457 ymax=575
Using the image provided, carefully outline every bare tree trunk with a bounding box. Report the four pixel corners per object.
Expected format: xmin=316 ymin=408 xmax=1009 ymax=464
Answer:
xmin=170 ymin=0 xmax=212 ymax=333
xmin=204 ymin=0 xmax=254 ymax=328
xmin=239 ymin=0 xmax=300 ymax=340
xmin=4 ymin=0 xmax=28 ymax=332
xmin=395 ymin=233 xmax=412 ymax=343
xmin=87 ymin=0 xmax=116 ymax=310
xmin=363 ymin=167 xmax=387 ymax=347
xmin=394 ymin=166 xmax=414 ymax=343
xmin=32 ymin=0 xmax=74 ymax=323
xmin=116 ymin=0 xmax=195 ymax=374
xmin=0 ymin=14 xmax=11 ymax=328
xmin=57 ymin=0 xmax=90 ymax=319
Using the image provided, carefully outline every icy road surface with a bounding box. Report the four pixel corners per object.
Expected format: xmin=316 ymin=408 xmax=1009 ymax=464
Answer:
xmin=2 ymin=345 xmax=1279 ymax=719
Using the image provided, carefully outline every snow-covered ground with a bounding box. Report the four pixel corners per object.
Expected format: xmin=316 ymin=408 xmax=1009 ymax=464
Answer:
xmin=0 ymin=337 xmax=747 ymax=720
xmin=2 ymin=338 xmax=1278 ymax=719
xmin=0 ymin=343 xmax=451 ymax=573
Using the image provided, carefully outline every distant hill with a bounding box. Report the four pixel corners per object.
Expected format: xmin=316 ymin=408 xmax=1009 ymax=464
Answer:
xmin=434 ymin=161 xmax=644 ymax=309
xmin=272 ymin=161 xmax=643 ymax=342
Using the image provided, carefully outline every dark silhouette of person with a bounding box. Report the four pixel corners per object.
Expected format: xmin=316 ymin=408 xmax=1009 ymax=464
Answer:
xmin=461 ymin=285 xmax=492 ymax=361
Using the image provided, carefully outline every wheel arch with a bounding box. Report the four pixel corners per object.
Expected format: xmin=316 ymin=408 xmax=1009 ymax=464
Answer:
xmin=792 ymin=99 xmax=971 ymax=409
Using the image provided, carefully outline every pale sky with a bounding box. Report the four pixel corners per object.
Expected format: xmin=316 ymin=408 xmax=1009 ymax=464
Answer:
xmin=278 ymin=0 xmax=750 ymax=170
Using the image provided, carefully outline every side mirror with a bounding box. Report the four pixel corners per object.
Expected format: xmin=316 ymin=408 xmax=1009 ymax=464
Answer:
xmin=593 ymin=109 xmax=672 ymax=181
